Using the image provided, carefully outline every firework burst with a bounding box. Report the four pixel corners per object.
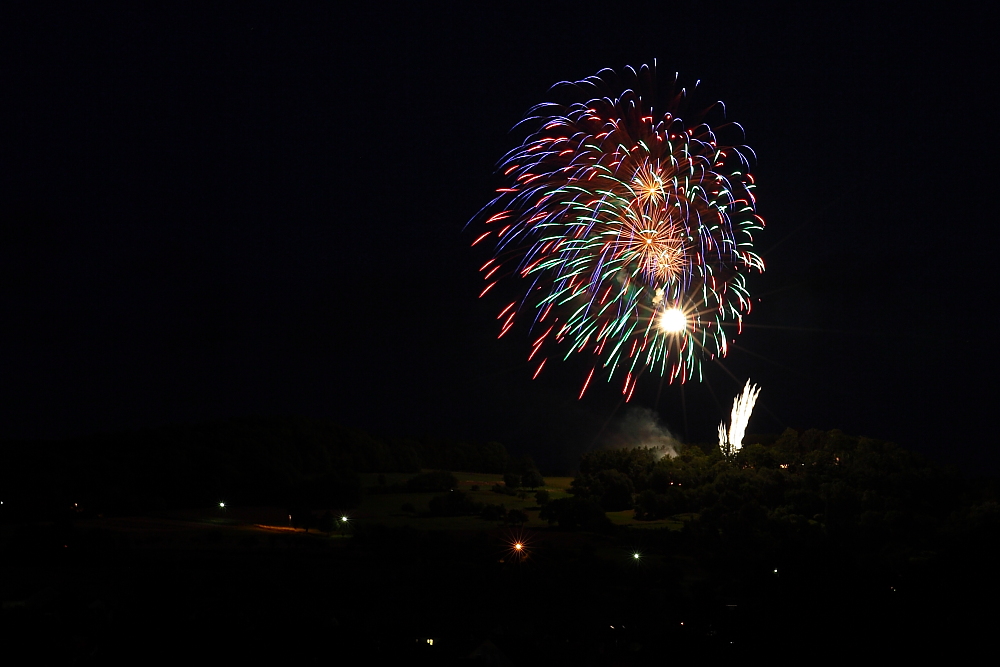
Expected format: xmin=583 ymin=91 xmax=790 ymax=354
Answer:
xmin=472 ymin=64 xmax=764 ymax=397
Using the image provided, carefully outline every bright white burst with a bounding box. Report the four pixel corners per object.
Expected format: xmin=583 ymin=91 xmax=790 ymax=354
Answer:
xmin=658 ymin=307 xmax=687 ymax=333
xmin=718 ymin=380 xmax=761 ymax=458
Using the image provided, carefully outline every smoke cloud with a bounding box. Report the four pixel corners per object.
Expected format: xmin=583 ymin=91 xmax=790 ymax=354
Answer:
xmin=603 ymin=406 xmax=680 ymax=459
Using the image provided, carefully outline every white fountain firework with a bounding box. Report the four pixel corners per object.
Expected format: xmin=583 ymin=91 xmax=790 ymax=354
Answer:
xmin=718 ymin=380 xmax=761 ymax=458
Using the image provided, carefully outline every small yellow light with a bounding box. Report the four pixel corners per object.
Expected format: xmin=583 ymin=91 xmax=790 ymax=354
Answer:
xmin=514 ymin=543 xmax=523 ymax=551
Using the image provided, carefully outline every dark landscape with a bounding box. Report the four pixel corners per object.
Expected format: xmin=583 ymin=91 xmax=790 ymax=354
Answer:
xmin=3 ymin=2 xmax=998 ymax=663
xmin=3 ymin=419 xmax=998 ymax=662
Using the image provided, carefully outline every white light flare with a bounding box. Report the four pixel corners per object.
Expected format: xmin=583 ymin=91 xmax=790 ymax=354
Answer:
xmin=658 ymin=307 xmax=687 ymax=333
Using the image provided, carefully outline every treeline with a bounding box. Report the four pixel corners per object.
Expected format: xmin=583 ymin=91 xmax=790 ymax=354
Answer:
xmin=544 ymin=428 xmax=1000 ymax=550
xmin=0 ymin=417 xmax=510 ymax=518
xmin=561 ymin=428 xmax=974 ymax=521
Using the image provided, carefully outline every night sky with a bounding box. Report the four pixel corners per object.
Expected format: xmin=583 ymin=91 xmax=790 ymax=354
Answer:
xmin=3 ymin=3 xmax=997 ymax=473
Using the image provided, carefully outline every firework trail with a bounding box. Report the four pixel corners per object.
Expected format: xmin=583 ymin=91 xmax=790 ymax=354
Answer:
xmin=472 ymin=64 xmax=764 ymax=398
xmin=719 ymin=380 xmax=761 ymax=457
xmin=717 ymin=421 xmax=729 ymax=458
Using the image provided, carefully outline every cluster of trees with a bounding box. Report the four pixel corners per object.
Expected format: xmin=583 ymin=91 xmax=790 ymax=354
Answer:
xmin=556 ymin=428 xmax=998 ymax=553
xmin=538 ymin=496 xmax=613 ymax=531
xmin=0 ymin=417 xmax=512 ymax=519
xmin=564 ymin=429 xmax=966 ymax=521
xmin=423 ymin=490 xmax=530 ymax=526
xmin=502 ymin=456 xmax=545 ymax=490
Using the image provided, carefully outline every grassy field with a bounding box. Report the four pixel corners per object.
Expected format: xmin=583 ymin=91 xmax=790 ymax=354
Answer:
xmin=81 ymin=470 xmax=689 ymax=535
xmin=354 ymin=470 xmax=690 ymax=531
xmin=355 ymin=471 xmax=575 ymax=529
xmin=605 ymin=510 xmax=684 ymax=530
xmin=358 ymin=471 xmax=574 ymax=494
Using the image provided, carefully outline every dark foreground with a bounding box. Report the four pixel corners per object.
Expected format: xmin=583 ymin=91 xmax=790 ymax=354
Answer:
xmin=3 ymin=514 xmax=996 ymax=665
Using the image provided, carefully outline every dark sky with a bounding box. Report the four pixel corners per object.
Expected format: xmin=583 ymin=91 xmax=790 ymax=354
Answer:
xmin=3 ymin=2 xmax=997 ymax=472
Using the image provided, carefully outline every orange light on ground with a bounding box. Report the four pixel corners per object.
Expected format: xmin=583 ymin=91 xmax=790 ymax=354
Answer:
xmin=502 ymin=526 xmax=533 ymax=563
